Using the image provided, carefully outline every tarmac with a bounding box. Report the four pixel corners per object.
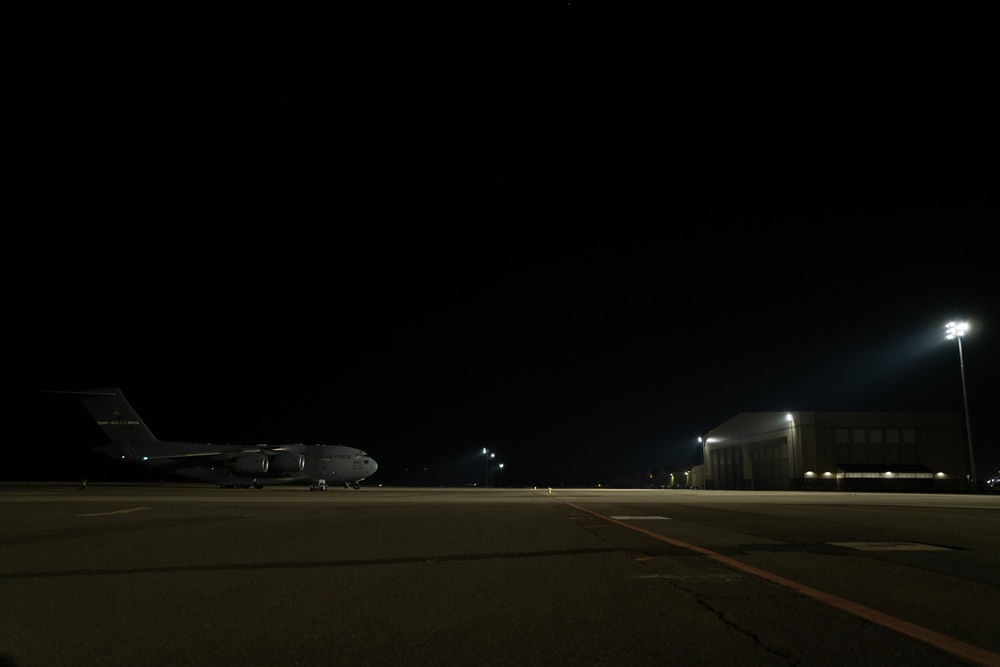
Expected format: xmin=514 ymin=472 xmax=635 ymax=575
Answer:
xmin=1 ymin=484 xmax=999 ymax=667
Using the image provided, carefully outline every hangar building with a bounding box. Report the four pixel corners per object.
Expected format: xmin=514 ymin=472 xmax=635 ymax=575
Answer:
xmin=693 ymin=411 xmax=967 ymax=492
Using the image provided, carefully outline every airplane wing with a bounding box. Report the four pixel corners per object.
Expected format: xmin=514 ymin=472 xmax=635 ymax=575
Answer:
xmin=133 ymin=442 xmax=305 ymax=459
xmin=135 ymin=447 xmax=264 ymax=460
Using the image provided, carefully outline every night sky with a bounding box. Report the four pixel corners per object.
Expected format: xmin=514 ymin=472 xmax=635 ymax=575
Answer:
xmin=13 ymin=4 xmax=997 ymax=486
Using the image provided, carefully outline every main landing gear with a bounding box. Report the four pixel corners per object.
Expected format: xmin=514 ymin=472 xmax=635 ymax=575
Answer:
xmin=219 ymin=480 xmax=265 ymax=489
xmin=309 ymin=480 xmax=363 ymax=491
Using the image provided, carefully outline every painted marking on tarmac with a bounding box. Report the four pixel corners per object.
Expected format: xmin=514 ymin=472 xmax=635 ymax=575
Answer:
xmin=637 ymin=573 xmax=743 ymax=583
xmin=564 ymin=501 xmax=1000 ymax=667
xmin=78 ymin=507 xmax=152 ymax=517
xmin=610 ymin=516 xmax=671 ymax=520
xmin=830 ymin=542 xmax=952 ymax=551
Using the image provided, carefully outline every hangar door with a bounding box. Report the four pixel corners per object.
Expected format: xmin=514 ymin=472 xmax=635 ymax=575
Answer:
xmin=749 ymin=438 xmax=790 ymax=490
xmin=711 ymin=445 xmax=745 ymax=490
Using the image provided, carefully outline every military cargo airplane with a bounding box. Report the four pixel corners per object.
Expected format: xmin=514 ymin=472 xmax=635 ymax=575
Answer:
xmin=52 ymin=388 xmax=377 ymax=490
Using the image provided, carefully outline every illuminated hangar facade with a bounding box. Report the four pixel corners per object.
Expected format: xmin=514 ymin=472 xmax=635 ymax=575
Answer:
xmin=695 ymin=411 xmax=967 ymax=492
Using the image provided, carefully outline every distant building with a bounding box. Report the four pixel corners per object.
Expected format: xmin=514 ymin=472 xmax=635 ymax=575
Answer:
xmin=693 ymin=411 xmax=967 ymax=492
xmin=609 ymin=467 xmax=694 ymax=489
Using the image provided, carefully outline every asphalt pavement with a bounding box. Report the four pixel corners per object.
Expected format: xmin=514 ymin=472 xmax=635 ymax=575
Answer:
xmin=1 ymin=485 xmax=998 ymax=666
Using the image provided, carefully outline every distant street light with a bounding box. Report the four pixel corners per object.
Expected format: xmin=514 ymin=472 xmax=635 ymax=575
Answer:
xmin=499 ymin=463 xmax=504 ymax=487
xmin=946 ymin=321 xmax=976 ymax=485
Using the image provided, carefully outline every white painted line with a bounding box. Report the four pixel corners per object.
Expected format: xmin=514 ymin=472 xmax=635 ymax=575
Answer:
xmin=829 ymin=542 xmax=952 ymax=551
xmin=610 ymin=516 xmax=671 ymax=520
xmin=78 ymin=507 xmax=152 ymax=517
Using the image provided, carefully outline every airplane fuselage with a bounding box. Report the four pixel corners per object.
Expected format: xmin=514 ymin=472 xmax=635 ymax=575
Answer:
xmin=155 ymin=444 xmax=378 ymax=489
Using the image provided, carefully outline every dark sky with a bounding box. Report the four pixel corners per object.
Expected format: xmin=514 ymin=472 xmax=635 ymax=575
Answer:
xmin=13 ymin=4 xmax=998 ymax=485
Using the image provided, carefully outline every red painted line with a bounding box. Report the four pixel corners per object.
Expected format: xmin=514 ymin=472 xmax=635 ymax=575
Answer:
xmin=565 ymin=502 xmax=1000 ymax=667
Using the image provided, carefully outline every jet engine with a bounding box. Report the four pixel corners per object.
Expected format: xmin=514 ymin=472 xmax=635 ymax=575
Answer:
xmin=231 ymin=454 xmax=269 ymax=476
xmin=271 ymin=452 xmax=305 ymax=473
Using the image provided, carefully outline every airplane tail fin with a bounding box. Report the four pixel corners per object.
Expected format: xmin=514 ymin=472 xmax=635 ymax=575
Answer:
xmin=71 ymin=387 xmax=159 ymax=446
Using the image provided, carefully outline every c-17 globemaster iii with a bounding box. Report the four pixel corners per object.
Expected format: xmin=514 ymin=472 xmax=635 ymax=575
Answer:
xmin=50 ymin=387 xmax=378 ymax=490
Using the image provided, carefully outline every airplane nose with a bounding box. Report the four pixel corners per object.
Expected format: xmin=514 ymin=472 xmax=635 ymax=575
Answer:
xmin=368 ymin=458 xmax=378 ymax=475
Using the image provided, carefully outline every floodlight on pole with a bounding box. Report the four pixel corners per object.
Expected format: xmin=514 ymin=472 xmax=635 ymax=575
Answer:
xmin=699 ymin=436 xmax=711 ymax=489
xmin=786 ymin=413 xmax=797 ymax=489
xmin=945 ymin=321 xmax=976 ymax=484
xmin=483 ymin=448 xmax=490 ymax=487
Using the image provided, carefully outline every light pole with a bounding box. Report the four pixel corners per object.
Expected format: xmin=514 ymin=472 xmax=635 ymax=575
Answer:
xmin=499 ymin=463 xmax=504 ymax=487
xmin=483 ymin=448 xmax=496 ymax=487
xmin=946 ymin=321 xmax=976 ymax=484
xmin=698 ymin=437 xmax=708 ymax=490
xmin=786 ymin=414 xmax=797 ymax=490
